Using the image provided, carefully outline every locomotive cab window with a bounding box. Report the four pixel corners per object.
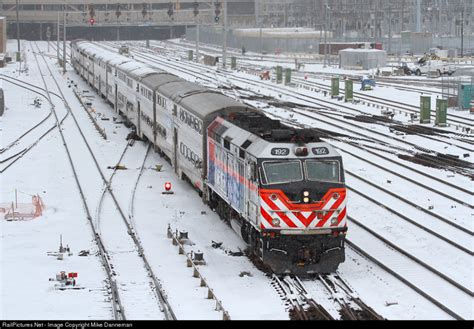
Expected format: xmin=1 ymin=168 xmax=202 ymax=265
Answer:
xmin=306 ymin=160 xmax=340 ymax=183
xmin=262 ymin=161 xmax=303 ymax=185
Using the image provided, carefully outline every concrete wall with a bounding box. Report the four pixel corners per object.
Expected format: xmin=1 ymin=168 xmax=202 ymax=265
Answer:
xmin=7 ymin=22 xmax=185 ymax=41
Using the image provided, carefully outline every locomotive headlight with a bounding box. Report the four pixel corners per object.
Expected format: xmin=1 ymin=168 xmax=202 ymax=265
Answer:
xmin=294 ymin=147 xmax=309 ymax=157
xmin=303 ymin=197 xmax=310 ymax=203
xmin=303 ymin=191 xmax=310 ymax=197
xmin=272 ymin=218 xmax=281 ymax=227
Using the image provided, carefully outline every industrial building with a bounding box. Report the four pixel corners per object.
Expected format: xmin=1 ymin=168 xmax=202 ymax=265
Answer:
xmin=2 ymin=1 xmax=472 ymax=38
xmin=0 ymin=0 xmax=256 ymax=40
xmin=339 ymin=48 xmax=387 ymax=70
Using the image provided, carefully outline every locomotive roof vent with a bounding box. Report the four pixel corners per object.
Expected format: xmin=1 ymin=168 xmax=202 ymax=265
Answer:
xmin=225 ymin=111 xmax=323 ymax=144
xmin=271 ymin=129 xmax=294 ymax=142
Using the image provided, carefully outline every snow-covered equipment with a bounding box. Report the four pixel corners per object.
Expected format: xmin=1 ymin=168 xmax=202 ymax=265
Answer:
xmin=193 ymin=251 xmax=205 ymax=265
xmin=53 ymin=271 xmax=82 ymax=290
xmin=259 ymin=70 xmax=270 ymax=80
xmin=71 ymin=40 xmax=349 ymax=275
xmin=361 ymin=77 xmax=376 ymax=91
xmin=276 ymin=66 xmax=283 ymax=83
xmin=331 ymin=77 xmax=340 ymax=97
xmin=408 ymin=57 xmax=456 ymax=77
xmin=345 ymin=80 xmax=353 ymax=102
xmin=162 ymin=182 xmax=174 ymax=195
xmin=118 ymin=45 xmax=129 ymax=56
xmin=179 ymin=231 xmax=189 ymax=241
xmin=2 ymin=193 xmax=44 ymax=221
xmin=436 ymin=99 xmax=448 ymax=127
xmin=420 ymin=96 xmax=431 ymax=124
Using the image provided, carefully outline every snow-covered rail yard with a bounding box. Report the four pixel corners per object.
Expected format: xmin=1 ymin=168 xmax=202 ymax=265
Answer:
xmin=1 ymin=39 xmax=472 ymax=321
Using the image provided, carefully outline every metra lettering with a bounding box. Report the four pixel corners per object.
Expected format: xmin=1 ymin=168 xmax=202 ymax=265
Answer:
xmin=179 ymin=108 xmax=203 ymax=135
xmin=180 ymin=142 xmax=201 ymax=167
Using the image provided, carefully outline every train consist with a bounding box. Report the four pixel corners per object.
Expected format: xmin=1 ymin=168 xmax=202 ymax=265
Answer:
xmin=71 ymin=40 xmax=348 ymax=275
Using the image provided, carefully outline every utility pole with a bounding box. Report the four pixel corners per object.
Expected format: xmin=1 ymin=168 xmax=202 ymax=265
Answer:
xmin=57 ymin=11 xmax=60 ymax=64
xmin=324 ymin=0 xmax=328 ymax=68
xmin=416 ymin=0 xmax=421 ymax=32
xmin=194 ymin=1 xmax=199 ymax=63
xmin=461 ymin=9 xmax=464 ymax=58
xmin=256 ymin=0 xmax=263 ymax=54
xmin=388 ymin=5 xmax=392 ymax=55
xmin=46 ymin=26 xmax=51 ymax=52
xmin=196 ymin=23 xmax=200 ymax=63
xmin=63 ymin=3 xmax=66 ymax=74
xmin=16 ymin=0 xmax=21 ymax=72
xmin=222 ymin=0 xmax=228 ymax=69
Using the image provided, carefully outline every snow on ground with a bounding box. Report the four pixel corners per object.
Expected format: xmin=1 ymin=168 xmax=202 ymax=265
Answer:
xmin=1 ymin=40 xmax=472 ymax=320
xmin=119 ymin=42 xmax=473 ymax=319
xmin=2 ymin=41 xmax=288 ymax=320
xmin=1 ymin=42 xmax=111 ymax=320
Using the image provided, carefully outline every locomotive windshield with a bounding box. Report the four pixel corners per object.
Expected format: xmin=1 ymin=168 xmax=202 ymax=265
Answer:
xmin=261 ymin=160 xmax=342 ymax=185
xmin=306 ymin=160 xmax=341 ymax=183
xmin=262 ymin=161 xmax=303 ymax=185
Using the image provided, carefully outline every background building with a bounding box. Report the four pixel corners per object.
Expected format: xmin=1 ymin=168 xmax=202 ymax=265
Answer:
xmin=1 ymin=0 xmax=472 ymax=51
xmin=0 ymin=0 xmax=255 ymax=40
xmin=255 ymin=0 xmax=472 ymax=37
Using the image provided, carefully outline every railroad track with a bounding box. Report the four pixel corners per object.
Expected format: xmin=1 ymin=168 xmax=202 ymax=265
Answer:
xmin=116 ymin=43 xmax=474 ymax=182
xmin=227 ymin=76 xmax=474 ymax=156
xmin=271 ymin=275 xmax=334 ymax=320
xmin=0 ymin=73 xmax=70 ymax=174
xmin=32 ymin=42 xmax=175 ymax=320
xmin=120 ymin=43 xmax=473 ymax=158
xmin=30 ymin=42 xmax=125 ymax=320
xmin=345 ymin=238 xmax=470 ymax=320
xmin=122 ymin=40 xmax=474 ymax=141
xmin=0 ymin=74 xmax=68 ymax=173
xmin=272 ymin=274 xmax=385 ymax=320
xmin=103 ymin=41 xmax=473 ymax=207
xmin=158 ymin=39 xmax=451 ymax=93
xmin=0 ymin=76 xmax=52 ymax=155
xmin=98 ymin=42 xmax=473 ymax=319
xmin=293 ymin=77 xmax=474 ymax=130
xmin=93 ymin=139 xmax=176 ymax=320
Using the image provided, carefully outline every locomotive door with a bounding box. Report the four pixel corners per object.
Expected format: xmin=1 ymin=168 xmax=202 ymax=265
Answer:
xmin=114 ymin=84 xmax=118 ymax=113
xmin=173 ymin=127 xmax=178 ymax=174
xmin=137 ymin=101 xmax=141 ymax=138
xmin=246 ymin=161 xmax=259 ymax=226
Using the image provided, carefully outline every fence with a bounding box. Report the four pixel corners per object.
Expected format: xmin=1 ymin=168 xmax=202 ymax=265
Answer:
xmin=186 ymin=26 xmax=474 ymax=56
xmin=1 ymin=192 xmax=45 ymax=221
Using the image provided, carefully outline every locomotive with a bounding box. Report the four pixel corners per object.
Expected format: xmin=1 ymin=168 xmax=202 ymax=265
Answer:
xmin=71 ymin=40 xmax=348 ymax=274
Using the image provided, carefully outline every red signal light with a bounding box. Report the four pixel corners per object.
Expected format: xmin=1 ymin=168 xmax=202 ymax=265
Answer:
xmin=89 ymin=18 xmax=95 ymax=25
xmin=165 ymin=182 xmax=172 ymax=191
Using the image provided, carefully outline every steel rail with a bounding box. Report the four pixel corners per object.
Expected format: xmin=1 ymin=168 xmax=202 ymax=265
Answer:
xmin=31 ymin=42 xmax=125 ymax=320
